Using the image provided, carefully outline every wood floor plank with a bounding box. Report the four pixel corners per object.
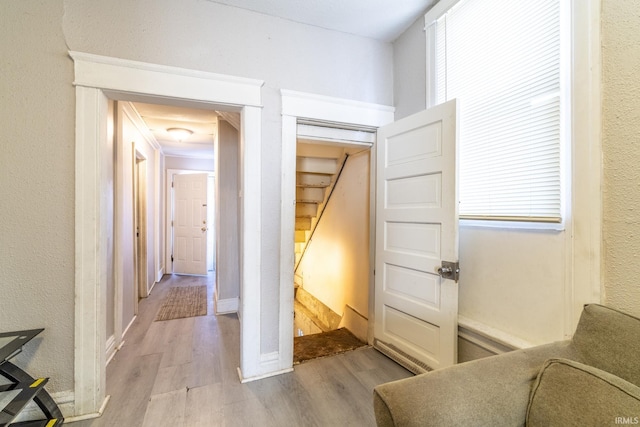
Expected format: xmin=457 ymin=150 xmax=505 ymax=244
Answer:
xmin=151 ymin=363 xmax=191 ymax=395
xmin=184 ymin=383 xmax=224 ymax=427
xmin=141 ymin=389 xmax=187 ymax=427
xmin=159 ymin=317 xmax=195 ymax=368
xmin=68 ymin=273 xmax=413 ymax=427
xmin=245 ymin=372 xmax=324 ymax=426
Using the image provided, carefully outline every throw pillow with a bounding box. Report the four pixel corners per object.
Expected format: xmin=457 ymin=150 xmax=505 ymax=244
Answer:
xmin=526 ymin=358 xmax=640 ymax=426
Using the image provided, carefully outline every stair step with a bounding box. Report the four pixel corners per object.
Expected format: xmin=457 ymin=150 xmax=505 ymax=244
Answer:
xmin=295 ymin=217 xmax=312 ymax=231
xmin=295 ymin=230 xmax=308 ymax=243
xmin=297 ymin=173 xmax=332 ymax=188
xmin=296 ymin=187 xmax=325 ymax=203
xmin=296 ymin=203 xmax=318 ymax=218
xmin=296 ymin=157 xmax=338 ymax=175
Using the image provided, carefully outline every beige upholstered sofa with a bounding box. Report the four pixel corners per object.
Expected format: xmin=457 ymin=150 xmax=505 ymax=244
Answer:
xmin=373 ymin=304 xmax=640 ymax=426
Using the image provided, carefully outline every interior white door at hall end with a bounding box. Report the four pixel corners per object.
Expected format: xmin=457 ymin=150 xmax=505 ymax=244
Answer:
xmin=374 ymin=100 xmax=459 ymax=372
xmin=173 ymin=173 xmax=208 ymax=275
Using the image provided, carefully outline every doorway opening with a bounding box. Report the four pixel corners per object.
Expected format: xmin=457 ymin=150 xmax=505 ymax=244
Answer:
xmin=72 ymin=51 xmax=266 ymax=417
xmin=291 ymin=125 xmax=374 ymax=363
xmin=166 ymin=170 xmax=217 ymax=276
xmin=134 ymin=152 xmax=148 ymax=309
xmin=280 ymin=90 xmax=395 ymax=370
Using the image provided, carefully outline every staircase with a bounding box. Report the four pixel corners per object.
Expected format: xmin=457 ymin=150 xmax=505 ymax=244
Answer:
xmin=294 ymin=143 xmax=348 ymax=270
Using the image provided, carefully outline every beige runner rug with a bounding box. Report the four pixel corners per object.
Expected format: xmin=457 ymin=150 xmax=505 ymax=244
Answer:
xmin=155 ymin=286 xmax=207 ymax=321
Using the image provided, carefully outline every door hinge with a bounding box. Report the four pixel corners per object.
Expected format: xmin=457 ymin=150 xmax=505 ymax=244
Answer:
xmin=171 ymin=254 xmax=174 ymax=263
xmin=437 ymin=261 xmax=460 ymax=282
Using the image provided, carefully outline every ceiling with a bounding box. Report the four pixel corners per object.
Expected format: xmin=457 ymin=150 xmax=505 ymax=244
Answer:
xmin=132 ymin=1 xmax=437 ymax=158
xmin=132 ymin=102 xmax=242 ymax=159
xmin=206 ymin=0 xmax=437 ymax=42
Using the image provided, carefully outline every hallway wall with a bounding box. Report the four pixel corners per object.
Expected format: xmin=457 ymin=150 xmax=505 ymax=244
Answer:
xmin=215 ymin=120 xmax=240 ymax=312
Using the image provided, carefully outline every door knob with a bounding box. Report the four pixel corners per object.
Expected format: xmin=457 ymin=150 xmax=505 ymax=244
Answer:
xmin=437 ymin=266 xmax=453 ymax=275
xmin=437 ymin=261 xmax=460 ymax=282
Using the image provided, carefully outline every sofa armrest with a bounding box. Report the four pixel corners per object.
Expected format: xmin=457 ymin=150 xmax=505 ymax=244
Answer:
xmin=373 ymin=341 xmax=577 ymax=427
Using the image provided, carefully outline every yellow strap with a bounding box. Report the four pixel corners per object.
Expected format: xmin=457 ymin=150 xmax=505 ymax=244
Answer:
xmin=30 ymin=378 xmax=45 ymax=388
xmin=46 ymin=420 xmax=58 ymax=427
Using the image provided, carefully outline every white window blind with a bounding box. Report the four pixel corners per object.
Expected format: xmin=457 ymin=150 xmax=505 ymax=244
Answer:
xmin=433 ymin=0 xmax=562 ymax=222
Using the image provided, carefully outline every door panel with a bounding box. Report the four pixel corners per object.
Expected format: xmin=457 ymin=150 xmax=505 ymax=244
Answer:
xmin=173 ymin=173 xmax=208 ymax=275
xmin=374 ymin=100 xmax=458 ymax=371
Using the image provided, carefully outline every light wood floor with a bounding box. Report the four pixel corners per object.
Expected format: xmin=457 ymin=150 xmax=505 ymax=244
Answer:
xmin=69 ymin=273 xmax=413 ymax=426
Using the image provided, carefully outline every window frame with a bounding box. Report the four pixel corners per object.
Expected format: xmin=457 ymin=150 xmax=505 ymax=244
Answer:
xmin=425 ymin=0 xmax=571 ymax=231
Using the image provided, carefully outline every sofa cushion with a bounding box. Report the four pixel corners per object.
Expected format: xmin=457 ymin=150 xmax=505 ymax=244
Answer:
xmin=526 ymin=358 xmax=640 ymax=426
xmin=572 ymin=304 xmax=640 ymax=386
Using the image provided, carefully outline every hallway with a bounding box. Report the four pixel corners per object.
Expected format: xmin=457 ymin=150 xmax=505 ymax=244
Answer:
xmin=70 ymin=273 xmax=412 ymax=426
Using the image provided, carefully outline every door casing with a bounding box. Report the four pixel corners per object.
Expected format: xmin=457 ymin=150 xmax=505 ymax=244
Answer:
xmin=71 ymin=51 xmax=265 ymax=418
xmin=280 ymin=90 xmax=395 ymax=354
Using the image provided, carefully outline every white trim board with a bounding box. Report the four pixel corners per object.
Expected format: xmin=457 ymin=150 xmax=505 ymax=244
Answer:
xmin=71 ymin=51 xmax=265 ymax=417
xmin=214 ymin=294 xmax=239 ymax=315
xmin=458 ymin=315 xmax=535 ymax=351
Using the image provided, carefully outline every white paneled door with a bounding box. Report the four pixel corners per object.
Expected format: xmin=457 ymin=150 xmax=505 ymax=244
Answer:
xmin=173 ymin=173 xmax=208 ymax=275
xmin=374 ymin=100 xmax=459 ymax=371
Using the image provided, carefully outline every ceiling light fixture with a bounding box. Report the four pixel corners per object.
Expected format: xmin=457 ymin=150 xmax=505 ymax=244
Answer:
xmin=166 ymin=127 xmax=193 ymax=142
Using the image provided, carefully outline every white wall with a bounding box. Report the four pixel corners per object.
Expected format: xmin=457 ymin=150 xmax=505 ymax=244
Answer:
xmin=297 ymin=151 xmax=371 ymax=320
xmin=118 ymin=107 xmax=137 ymax=327
xmin=119 ymin=103 xmax=160 ymax=322
xmin=393 ymin=18 xmax=427 ymax=120
xmin=165 ymin=156 xmax=214 ymax=172
xmin=215 ymin=120 xmax=240 ymax=311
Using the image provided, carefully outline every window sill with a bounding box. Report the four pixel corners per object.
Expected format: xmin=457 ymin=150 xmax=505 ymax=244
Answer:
xmin=459 ymin=218 xmax=565 ymax=232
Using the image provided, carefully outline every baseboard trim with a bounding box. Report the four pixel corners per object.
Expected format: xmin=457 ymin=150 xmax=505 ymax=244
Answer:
xmin=64 ymin=395 xmax=110 ymax=423
xmin=237 ymin=366 xmax=294 ymax=384
xmin=13 ymin=390 xmax=78 ymax=422
xmin=215 ymin=294 xmax=239 ymax=314
xmin=458 ymin=315 xmax=535 ymax=353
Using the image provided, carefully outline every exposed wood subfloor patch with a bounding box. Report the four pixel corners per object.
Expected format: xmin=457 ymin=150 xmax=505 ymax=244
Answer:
xmin=294 ymin=327 xmax=367 ymax=364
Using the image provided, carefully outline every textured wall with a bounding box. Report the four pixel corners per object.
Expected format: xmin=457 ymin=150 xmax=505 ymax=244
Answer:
xmin=601 ymin=0 xmax=640 ymax=317
xmin=0 ymin=0 xmax=75 ymax=392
